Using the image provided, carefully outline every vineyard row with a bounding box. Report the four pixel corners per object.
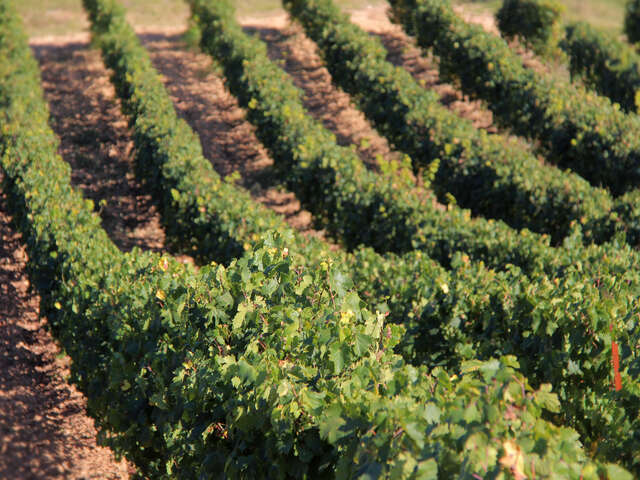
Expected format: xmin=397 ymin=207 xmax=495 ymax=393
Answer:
xmin=390 ymin=0 xmax=640 ymax=197
xmin=283 ymin=0 xmax=640 ymax=247
xmin=4 ymin=1 xmax=605 ymax=476
xmin=0 ymin=0 xmax=638 ymax=476
xmin=81 ymin=6 xmax=640 ymax=476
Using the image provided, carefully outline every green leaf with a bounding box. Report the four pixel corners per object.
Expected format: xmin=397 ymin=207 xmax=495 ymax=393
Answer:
xmin=233 ymin=302 xmax=251 ymax=331
xmin=300 ymin=389 xmax=326 ymax=412
xmin=295 ymin=274 xmax=313 ymax=295
xmin=405 ymin=421 xmax=425 ymax=448
xmin=535 ymin=384 xmax=561 ymax=413
xmin=330 ymin=269 xmax=351 ymax=297
xmin=566 ymin=359 xmax=583 ymax=376
xmin=218 ymin=291 xmax=234 ymax=308
xmin=423 ymin=403 xmax=441 ymax=424
xmin=263 ymin=277 xmax=279 ymax=296
xmin=319 ymin=405 xmax=349 ymax=443
xmin=354 ymin=332 xmax=373 ymax=356
xmin=604 ymin=463 xmax=634 ymax=480
xmin=343 ymin=291 xmax=361 ymax=314
xmin=463 ymin=402 xmax=480 ymax=423
xmin=277 ymin=381 xmax=290 ymax=398
xmin=416 ymin=458 xmax=438 ymax=480
xmin=237 ymin=358 xmax=257 ymax=383
xmin=329 ymin=343 xmax=345 ymax=374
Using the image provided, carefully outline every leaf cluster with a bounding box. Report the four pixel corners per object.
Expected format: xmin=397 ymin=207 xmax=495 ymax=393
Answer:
xmin=1 ymin=26 xmax=621 ymax=473
xmin=282 ymin=0 xmax=615 ymax=246
xmin=496 ymin=0 xmax=565 ymax=58
xmin=2 ymin=0 xmax=640 ymax=476
xmin=562 ymin=21 xmax=640 ymax=114
xmin=389 ymin=0 xmax=640 ymax=198
xmin=187 ymin=0 xmax=640 ymax=471
xmin=625 ymin=0 xmax=640 ymax=44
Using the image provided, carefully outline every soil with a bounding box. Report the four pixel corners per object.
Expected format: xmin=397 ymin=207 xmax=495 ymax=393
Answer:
xmin=31 ymin=39 xmax=167 ymax=254
xmin=354 ymin=7 xmax=541 ymax=153
xmin=444 ymin=5 xmax=568 ymax=81
xmin=2 ymin=5 xmax=525 ymax=477
xmin=349 ymin=5 xmax=498 ymax=132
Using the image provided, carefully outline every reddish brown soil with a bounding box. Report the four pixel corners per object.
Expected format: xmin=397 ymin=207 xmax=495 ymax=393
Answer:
xmin=350 ymin=9 xmax=539 ymax=153
xmin=344 ymin=6 xmax=499 ymax=133
xmin=435 ymin=6 xmax=569 ymax=84
xmin=32 ymin=40 xmax=167 ymax=253
xmin=242 ymin=20 xmax=444 ymax=208
xmin=374 ymin=29 xmax=498 ymax=133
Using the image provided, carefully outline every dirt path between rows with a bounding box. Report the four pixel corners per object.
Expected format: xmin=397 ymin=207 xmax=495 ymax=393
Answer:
xmin=243 ymin=7 xmax=501 ymax=156
xmin=247 ymin=22 xmax=401 ymax=169
xmin=32 ymin=40 xmax=167 ymax=253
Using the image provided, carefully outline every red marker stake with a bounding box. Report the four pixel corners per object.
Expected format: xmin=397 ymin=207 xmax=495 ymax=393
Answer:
xmin=610 ymin=323 xmax=622 ymax=392
xmin=612 ymin=341 xmax=622 ymax=392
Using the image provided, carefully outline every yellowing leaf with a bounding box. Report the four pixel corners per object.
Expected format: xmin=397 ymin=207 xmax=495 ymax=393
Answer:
xmin=158 ymin=257 xmax=169 ymax=272
xmin=340 ymin=310 xmax=355 ymax=325
xmin=499 ymin=440 xmax=526 ymax=480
